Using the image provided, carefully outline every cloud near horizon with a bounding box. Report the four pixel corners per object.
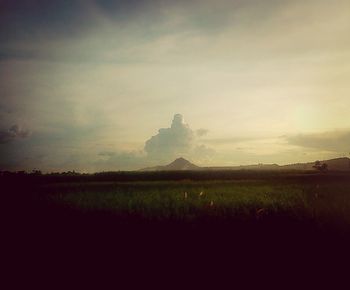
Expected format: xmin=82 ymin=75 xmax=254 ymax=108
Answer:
xmin=95 ymin=114 xmax=214 ymax=170
xmin=0 ymin=124 xmax=30 ymax=144
xmin=145 ymin=114 xmax=194 ymax=159
xmin=144 ymin=114 xmax=214 ymax=162
xmin=286 ymin=130 xmax=350 ymax=153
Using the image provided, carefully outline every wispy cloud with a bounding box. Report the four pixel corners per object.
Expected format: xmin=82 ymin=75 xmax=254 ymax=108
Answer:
xmin=286 ymin=130 xmax=350 ymax=152
xmin=0 ymin=124 xmax=30 ymax=144
xmin=196 ymin=128 xmax=209 ymax=137
xmin=201 ymin=136 xmax=264 ymax=145
xmin=95 ymin=150 xmax=147 ymax=171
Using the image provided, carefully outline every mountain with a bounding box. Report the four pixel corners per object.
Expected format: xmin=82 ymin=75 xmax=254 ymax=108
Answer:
xmin=140 ymin=157 xmax=350 ymax=171
xmin=140 ymin=157 xmax=200 ymax=171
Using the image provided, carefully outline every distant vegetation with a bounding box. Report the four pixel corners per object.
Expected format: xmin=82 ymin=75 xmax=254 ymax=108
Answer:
xmin=1 ymin=168 xmax=349 ymax=183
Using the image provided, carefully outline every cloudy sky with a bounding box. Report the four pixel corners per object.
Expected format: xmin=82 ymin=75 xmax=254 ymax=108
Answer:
xmin=1 ymin=0 xmax=349 ymax=172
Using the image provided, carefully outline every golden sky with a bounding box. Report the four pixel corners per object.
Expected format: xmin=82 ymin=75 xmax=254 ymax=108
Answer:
xmin=1 ymin=0 xmax=350 ymax=171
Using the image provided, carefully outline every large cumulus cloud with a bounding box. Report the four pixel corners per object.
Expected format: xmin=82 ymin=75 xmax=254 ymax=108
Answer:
xmin=144 ymin=114 xmax=195 ymax=159
xmin=143 ymin=114 xmax=214 ymax=163
xmin=95 ymin=114 xmax=214 ymax=170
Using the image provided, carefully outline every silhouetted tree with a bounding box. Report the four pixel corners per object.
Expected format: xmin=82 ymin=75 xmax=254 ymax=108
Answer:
xmin=31 ymin=170 xmax=42 ymax=176
xmin=321 ymin=163 xmax=328 ymax=172
xmin=313 ymin=161 xmax=328 ymax=172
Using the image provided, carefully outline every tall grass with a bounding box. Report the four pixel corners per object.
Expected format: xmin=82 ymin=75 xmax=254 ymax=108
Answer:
xmin=41 ymin=180 xmax=350 ymax=231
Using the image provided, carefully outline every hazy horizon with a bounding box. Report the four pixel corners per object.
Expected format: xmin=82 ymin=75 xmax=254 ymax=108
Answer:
xmin=1 ymin=0 xmax=350 ymax=172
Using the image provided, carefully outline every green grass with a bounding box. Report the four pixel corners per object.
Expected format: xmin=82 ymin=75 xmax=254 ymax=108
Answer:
xmin=40 ymin=179 xmax=350 ymax=231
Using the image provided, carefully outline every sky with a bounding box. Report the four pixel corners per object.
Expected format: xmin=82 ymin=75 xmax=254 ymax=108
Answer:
xmin=0 ymin=0 xmax=350 ymax=172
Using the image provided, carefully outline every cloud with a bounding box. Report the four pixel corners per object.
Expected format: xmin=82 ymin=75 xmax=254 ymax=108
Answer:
xmin=143 ymin=113 xmax=215 ymax=162
xmin=93 ymin=150 xmax=147 ymax=171
xmin=196 ymin=128 xmax=209 ymax=137
xmin=192 ymin=145 xmax=216 ymax=162
xmin=95 ymin=114 xmax=215 ymax=170
xmin=98 ymin=151 xmax=117 ymax=157
xmin=144 ymin=114 xmax=196 ymax=160
xmin=286 ymin=130 xmax=350 ymax=152
xmin=0 ymin=124 xmax=30 ymax=144
xmin=201 ymin=136 xmax=264 ymax=145
xmin=97 ymin=114 xmax=214 ymax=170
xmin=0 ymin=114 xmax=213 ymax=171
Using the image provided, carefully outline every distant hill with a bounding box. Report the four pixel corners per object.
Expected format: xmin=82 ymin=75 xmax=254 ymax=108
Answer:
xmin=280 ymin=157 xmax=350 ymax=171
xmin=204 ymin=164 xmax=281 ymax=171
xmin=140 ymin=157 xmax=350 ymax=171
xmin=140 ymin=157 xmax=200 ymax=171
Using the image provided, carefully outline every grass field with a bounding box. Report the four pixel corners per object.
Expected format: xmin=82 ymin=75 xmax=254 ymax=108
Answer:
xmin=33 ymin=175 xmax=350 ymax=234
xmin=3 ymin=171 xmax=350 ymax=285
xmin=3 ymin=170 xmax=350 ymax=239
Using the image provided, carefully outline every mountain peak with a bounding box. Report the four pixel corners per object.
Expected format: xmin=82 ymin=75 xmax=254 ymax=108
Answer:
xmin=140 ymin=157 xmax=199 ymax=171
xmin=171 ymin=157 xmax=189 ymax=164
xmin=167 ymin=157 xmax=198 ymax=170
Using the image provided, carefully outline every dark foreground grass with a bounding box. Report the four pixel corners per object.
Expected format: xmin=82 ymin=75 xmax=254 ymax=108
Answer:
xmin=3 ymin=171 xmax=350 ymax=287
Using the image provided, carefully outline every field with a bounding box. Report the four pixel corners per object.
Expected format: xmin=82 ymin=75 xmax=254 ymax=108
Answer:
xmin=3 ymin=170 xmax=350 ymax=286
xmin=4 ymin=170 xmax=350 ymax=233
xmin=37 ymin=179 xmax=350 ymax=232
